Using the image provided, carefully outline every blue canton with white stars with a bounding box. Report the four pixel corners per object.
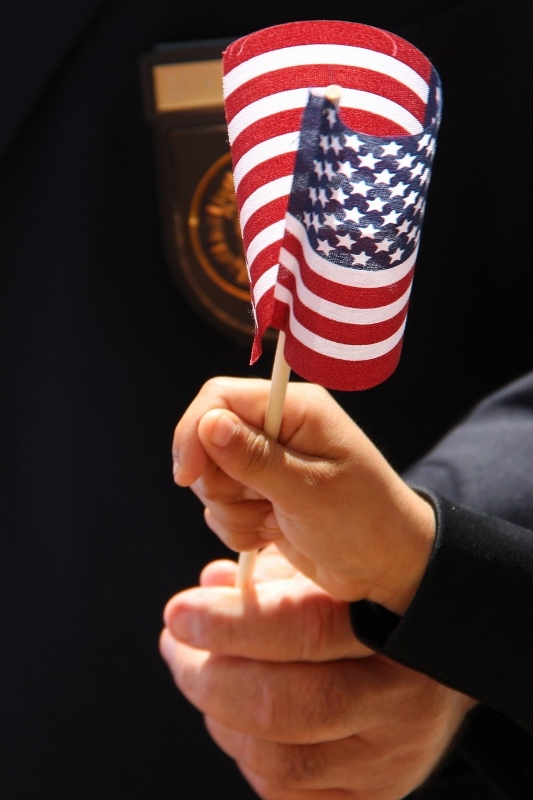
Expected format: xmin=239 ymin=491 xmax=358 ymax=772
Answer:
xmin=291 ymin=89 xmax=440 ymax=272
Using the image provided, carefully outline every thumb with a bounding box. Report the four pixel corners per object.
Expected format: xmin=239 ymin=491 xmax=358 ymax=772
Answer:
xmin=197 ymin=408 xmax=297 ymax=507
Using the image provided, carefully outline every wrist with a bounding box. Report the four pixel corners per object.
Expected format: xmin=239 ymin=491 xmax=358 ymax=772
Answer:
xmin=369 ymin=487 xmax=437 ymax=616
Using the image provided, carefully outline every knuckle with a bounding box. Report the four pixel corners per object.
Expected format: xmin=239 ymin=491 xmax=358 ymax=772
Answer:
xmin=252 ymin=667 xmax=338 ymax=743
xmin=300 ymin=593 xmax=338 ymax=660
xmin=243 ymin=431 xmax=275 ymax=475
xmin=245 ymin=742 xmax=326 ymax=789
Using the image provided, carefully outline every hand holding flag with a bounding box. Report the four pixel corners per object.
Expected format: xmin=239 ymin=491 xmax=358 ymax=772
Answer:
xmin=221 ymin=20 xmax=441 ymax=583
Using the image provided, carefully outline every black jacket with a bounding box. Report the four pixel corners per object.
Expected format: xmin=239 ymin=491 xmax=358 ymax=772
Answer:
xmin=352 ymin=372 xmax=533 ymax=798
xmin=1 ymin=1 xmax=531 ymax=797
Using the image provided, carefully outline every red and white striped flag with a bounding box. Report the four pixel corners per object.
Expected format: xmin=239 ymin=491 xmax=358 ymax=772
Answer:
xmin=222 ymin=20 xmax=441 ymax=390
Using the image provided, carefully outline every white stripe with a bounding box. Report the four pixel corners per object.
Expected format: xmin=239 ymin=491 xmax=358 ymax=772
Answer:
xmin=229 ymin=88 xmax=421 ymax=146
xmin=284 ymin=214 xmax=417 ymax=287
xmin=224 ymin=44 xmax=429 ymax=104
xmin=253 ymin=264 xmax=279 ymax=306
xmin=277 ymin=247 xmax=412 ymax=322
xmin=233 ymin=132 xmax=299 ymax=191
xmin=276 ymin=284 xmax=407 ymax=360
xmin=240 ymin=175 xmax=293 ymax=230
xmin=246 ymin=219 xmax=285 ymax=270
xmin=228 ymin=89 xmax=309 ymax=143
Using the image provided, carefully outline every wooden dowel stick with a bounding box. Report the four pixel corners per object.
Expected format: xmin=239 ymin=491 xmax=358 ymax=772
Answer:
xmin=235 ymin=331 xmax=291 ymax=589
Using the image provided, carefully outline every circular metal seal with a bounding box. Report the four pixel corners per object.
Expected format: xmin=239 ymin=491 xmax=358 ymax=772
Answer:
xmin=189 ymin=152 xmax=249 ymax=302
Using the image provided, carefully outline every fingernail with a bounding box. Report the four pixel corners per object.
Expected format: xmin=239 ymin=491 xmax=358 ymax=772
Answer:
xmin=172 ymin=453 xmax=180 ymax=480
xmin=171 ymin=609 xmax=203 ymax=645
xmin=159 ymin=629 xmax=176 ymax=663
xmin=258 ymin=510 xmax=281 ymax=541
xmin=264 ymin=510 xmax=279 ymax=529
xmin=208 ymin=413 xmax=238 ymax=448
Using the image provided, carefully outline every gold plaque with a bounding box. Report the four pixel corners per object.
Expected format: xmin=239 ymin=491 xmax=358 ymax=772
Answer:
xmin=141 ymin=40 xmax=275 ymax=348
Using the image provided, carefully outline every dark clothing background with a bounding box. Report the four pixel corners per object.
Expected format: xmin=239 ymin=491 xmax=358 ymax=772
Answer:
xmin=0 ymin=0 xmax=530 ymax=797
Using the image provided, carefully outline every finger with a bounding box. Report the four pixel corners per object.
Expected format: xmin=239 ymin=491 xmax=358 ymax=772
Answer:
xmin=190 ymin=462 xmax=264 ymax=506
xmin=205 ymin=717 xmax=366 ymax=793
xmin=196 ymin=408 xmax=323 ymax=515
xmin=203 ymin=505 xmax=279 ymax=553
xmin=160 ymin=633 xmax=382 ymax=743
xmin=198 ymin=547 xmax=301 ymax=587
xmin=200 ymin=559 xmax=239 ymax=587
xmin=172 ymin=378 xmax=272 ymax=486
xmin=163 ymin=577 xmax=367 ymax=661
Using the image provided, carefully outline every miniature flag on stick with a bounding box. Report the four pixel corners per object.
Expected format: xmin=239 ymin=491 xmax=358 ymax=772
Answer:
xmin=222 ymin=20 xmax=442 ymax=582
xmin=223 ymin=20 xmax=440 ymax=390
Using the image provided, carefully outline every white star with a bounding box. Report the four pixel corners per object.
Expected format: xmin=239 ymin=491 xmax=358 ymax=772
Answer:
xmin=390 ymin=248 xmax=405 ymax=264
xmin=319 ymin=134 xmax=329 ymax=153
xmin=417 ymin=133 xmax=431 ymax=151
xmin=323 ymin=213 xmax=338 ymax=229
xmin=303 ymin=211 xmax=312 ymax=228
xmin=310 ymin=214 xmax=322 ymax=232
xmin=316 ymin=237 xmax=332 ymax=255
xmin=406 ymin=226 xmax=418 ymax=242
xmin=382 ymin=209 xmax=400 ymax=225
xmin=326 ymin=107 xmax=337 ymax=126
xmin=375 ymin=237 xmax=391 ymax=252
xmin=344 ymin=133 xmax=363 ymax=152
xmin=343 ymin=205 xmax=364 ymax=224
xmin=330 ymin=135 xmax=342 ymax=155
xmin=324 ymin=161 xmax=336 ymax=181
xmin=358 ymin=151 xmax=380 ymax=170
xmin=308 ymin=186 xmax=318 ymax=204
xmin=352 ymin=251 xmax=369 ymax=266
xmin=351 ymin=179 xmax=370 ymax=197
xmin=318 ymin=187 xmax=329 ymax=206
xmin=397 ymin=219 xmax=411 ymax=235
xmin=337 ymin=160 xmax=354 ymax=180
xmin=313 ymin=160 xmax=324 ymax=178
xmin=396 ymin=152 xmax=416 ymax=170
xmin=389 ymin=181 xmax=409 ymax=199
xmin=336 ymin=233 xmax=354 ymax=249
xmin=366 ymin=196 xmax=387 ymax=213
xmin=380 ymin=141 xmax=402 ymax=157
xmin=330 ymin=185 xmax=351 ymax=203
xmin=404 ymin=190 xmax=418 ymax=206
xmin=361 ymin=223 xmax=382 ymax=239
xmin=410 ymin=162 xmax=424 ymax=179
xmin=375 ymin=169 xmax=394 ymax=186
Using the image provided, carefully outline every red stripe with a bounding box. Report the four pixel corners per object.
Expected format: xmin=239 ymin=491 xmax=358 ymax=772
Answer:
xmin=337 ymin=109 xmax=412 ymax=137
xmin=223 ymin=21 xmax=432 ymax=83
xmin=280 ymin=231 xmax=414 ymax=308
xmin=280 ymin=330 xmax=405 ymax=391
xmin=242 ymin=195 xmax=289 ymax=249
xmin=235 ymin=152 xmax=296 ymax=209
xmin=248 ymin=240 xmax=283 ymax=289
xmin=225 ymin=65 xmax=426 ymax=125
xmin=250 ymin=288 xmax=275 ymax=363
xmin=274 ymin=273 xmax=409 ymax=344
xmin=230 ymin=108 xmax=302 ymax=166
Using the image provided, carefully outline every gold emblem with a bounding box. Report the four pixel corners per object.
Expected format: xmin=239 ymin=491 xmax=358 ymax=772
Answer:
xmin=141 ymin=41 xmax=275 ymax=348
xmin=189 ymin=152 xmax=249 ymax=301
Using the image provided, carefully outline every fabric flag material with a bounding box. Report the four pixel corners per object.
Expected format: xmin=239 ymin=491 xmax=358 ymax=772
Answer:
xmin=222 ymin=20 xmax=442 ymax=390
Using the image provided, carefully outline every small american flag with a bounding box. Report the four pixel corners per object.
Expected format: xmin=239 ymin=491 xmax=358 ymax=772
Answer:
xmin=222 ymin=21 xmax=441 ymax=388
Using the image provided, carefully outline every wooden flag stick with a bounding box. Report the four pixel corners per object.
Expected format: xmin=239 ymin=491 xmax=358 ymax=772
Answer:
xmin=235 ymin=86 xmax=341 ymax=589
xmin=235 ymin=330 xmax=291 ymax=589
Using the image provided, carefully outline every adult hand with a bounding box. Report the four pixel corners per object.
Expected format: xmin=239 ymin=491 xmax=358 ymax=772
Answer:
xmin=172 ymin=377 xmax=435 ymax=614
xmin=160 ymin=546 xmax=476 ymax=800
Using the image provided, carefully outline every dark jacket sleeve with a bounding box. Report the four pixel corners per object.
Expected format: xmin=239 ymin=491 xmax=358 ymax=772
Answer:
xmin=351 ymin=490 xmax=533 ymax=733
xmin=351 ymin=370 xmax=533 ymax=733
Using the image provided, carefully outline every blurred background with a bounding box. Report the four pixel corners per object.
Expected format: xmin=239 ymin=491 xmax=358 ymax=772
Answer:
xmin=1 ymin=1 xmax=529 ymax=796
